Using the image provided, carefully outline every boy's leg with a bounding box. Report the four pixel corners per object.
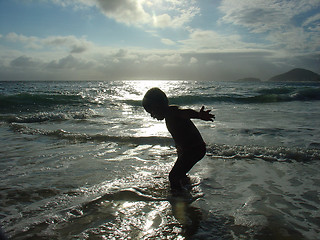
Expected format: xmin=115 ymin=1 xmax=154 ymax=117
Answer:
xmin=169 ymin=145 xmax=206 ymax=189
xmin=169 ymin=158 xmax=186 ymax=189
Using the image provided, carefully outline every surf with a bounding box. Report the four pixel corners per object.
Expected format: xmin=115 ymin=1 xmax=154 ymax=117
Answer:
xmin=8 ymin=123 xmax=173 ymax=145
xmin=0 ymin=93 xmax=92 ymax=113
xmin=122 ymin=86 xmax=320 ymax=107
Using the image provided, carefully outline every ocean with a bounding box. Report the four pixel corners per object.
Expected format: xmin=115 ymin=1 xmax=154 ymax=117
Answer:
xmin=0 ymin=80 xmax=320 ymax=239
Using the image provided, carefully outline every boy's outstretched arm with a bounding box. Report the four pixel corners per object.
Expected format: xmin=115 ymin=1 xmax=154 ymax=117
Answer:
xmin=199 ymin=106 xmax=215 ymax=121
xmin=177 ymin=106 xmax=215 ymax=122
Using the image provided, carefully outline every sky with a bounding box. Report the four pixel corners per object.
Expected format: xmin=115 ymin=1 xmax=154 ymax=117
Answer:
xmin=0 ymin=0 xmax=319 ymax=81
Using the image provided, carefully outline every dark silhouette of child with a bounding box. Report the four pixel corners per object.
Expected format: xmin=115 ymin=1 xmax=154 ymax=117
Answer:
xmin=142 ymin=88 xmax=215 ymax=190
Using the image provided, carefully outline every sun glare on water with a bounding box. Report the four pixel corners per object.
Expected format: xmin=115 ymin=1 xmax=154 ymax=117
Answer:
xmin=123 ymin=80 xmax=178 ymax=97
xmin=122 ymin=80 xmax=179 ymax=138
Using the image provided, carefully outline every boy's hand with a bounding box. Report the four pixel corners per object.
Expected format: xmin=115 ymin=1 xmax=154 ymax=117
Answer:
xmin=199 ymin=106 xmax=215 ymax=122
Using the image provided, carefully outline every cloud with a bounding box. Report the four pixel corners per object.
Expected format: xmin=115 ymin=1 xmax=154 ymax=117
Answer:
xmin=303 ymin=13 xmax=320 ymax=26
xmin=143 ymin=54 xmax=163 ymax=62
xmin=179 ymin=29 xmax=251 ymax=51
xmin=5 ymin=33 xmax=92 ymax=53
xmin=10 ymin=56 xmax=39 ymax=68
xmin=1 ymin=47 xmax=319 ymax=81
xmin=6 ymin=32 xmax=42 ymax=49
xmin=114 ymin=49 xmax=128 ymax=58
xmin=1 ymin=28 xmax=319 ymax=81
xmin=43 ymin=35 xmax=92 ymax=53
xmin=48 ymin=0 xmax=200 ymax=28
xmin=219 ymin=0 xmax=320 ymax=32
xmin=303 ymin=13 xmax=320 ymax=32
xmin=151 ymin=1 xmax=200 ymax=28
xmin=161 ymin=38 xmax=175 ymax=45
xmin=46 ymin=55 xmax=92 ymax=69
xmin=218 ymin=0 xmax=320 ymax=53
xmin=189 ymin=57 xmax=198 ymax=64
xmin=153 ymin=14 xmax=172 ymax=28
xmin=164 ymin=53 xmax=183 ymax=67
xmin=95 ymin=0 xmax=151 ymax=25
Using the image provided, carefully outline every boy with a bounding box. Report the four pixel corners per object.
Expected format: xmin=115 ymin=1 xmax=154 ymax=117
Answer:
xmin=142 ymin=88 xmax=215 ymax=190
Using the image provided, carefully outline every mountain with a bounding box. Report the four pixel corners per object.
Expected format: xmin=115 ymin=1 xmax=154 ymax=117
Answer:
xmin=269 ymin=68 xmax=320 ymax=82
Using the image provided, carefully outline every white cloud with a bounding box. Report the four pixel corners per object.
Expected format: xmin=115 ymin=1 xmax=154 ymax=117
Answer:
xmin=303 ymin=12 xmax=320 ymax=33
xmin=153 ymin=14 xmax=172 ymax=28
xmin=219 ymin=0 xmax=320 ymax=33
xmin=161 ymin=38 xmax=175 ymax=45
xmin=189 ymin=57 xmax=198 ymax=64
xmin=5 ymin=33 xmax=92 ymax=53
xmin=303 ymin=13 xmax=320 ymax=27
xmin=113 ymin=58 xmax=120 ymax=63
xmin=6 ymin=32 xmax=41 ymax=49
xmin=165 ymin=53 xmax=182 ymax=63
xmin=218 ymin=0 xmax=320 ymax=53
xmin=143 ymin=54 xmax=162 ymax=62
xmin=48 ymin=0 xmax=200 ymax=28
xmin=44 ymin=35 xmax=93 ymax=53
xmin=179 ymin=29 xmax=248 ymax=51
xmin=150 ymin=1 xmax=200 ymax=28
xmin=47 ymin=0 xmax=151 ymax=25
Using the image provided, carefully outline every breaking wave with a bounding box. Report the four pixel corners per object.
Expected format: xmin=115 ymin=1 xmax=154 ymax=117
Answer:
xmin=0 ymin=93 xmax=92 ymax=113
xmin=1 ymin=111 xmax=93 ymax=124
xmin=124 ymin=87 xmax=320 ymax=106
xmin=9 ymin=123 xmax=173 ymax=145
xmin=9 ymin=123 xmax=320 ymax=163
xmin=207 ymin=144 xmax=320 ymax=162
xmin=170 ymin=87 xmax=320 ymax=105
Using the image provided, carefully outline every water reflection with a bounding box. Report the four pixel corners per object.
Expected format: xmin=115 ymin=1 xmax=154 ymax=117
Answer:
xmin=170 ymin=194 xmax=203 ymax=237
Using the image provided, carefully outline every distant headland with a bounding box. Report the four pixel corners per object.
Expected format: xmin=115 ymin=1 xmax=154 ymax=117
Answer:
xmin=268 ymin=68 xmax=320 ymax=82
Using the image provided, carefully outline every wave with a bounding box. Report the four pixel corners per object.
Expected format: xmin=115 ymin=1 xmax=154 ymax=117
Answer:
xmin=1 ymin=112 xmax=93 ymax=124
xmin=124 ymin=87 xmax=320 ymax=106
xmin=9 ymin=123 xmax=173 ymax=145
xmin=207 ymin=144 xmax=320 ymax=162
xmin=0 ymin=93 xmax=92 ymax=113
xmin=9 ymin=123 xmax=320 ymax=163
xmin=171 ymin=88 xmax=320 ymax=104
xmin=2 ymin=86 xmax=320 ymax=114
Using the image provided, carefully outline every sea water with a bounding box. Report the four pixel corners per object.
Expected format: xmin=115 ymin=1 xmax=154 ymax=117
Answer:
xmin=0 ymin=80 xmax=320 ymax=239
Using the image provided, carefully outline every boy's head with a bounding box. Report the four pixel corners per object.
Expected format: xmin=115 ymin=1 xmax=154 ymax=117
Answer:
xmin=142 ymin=88 xmax=168 ymax=120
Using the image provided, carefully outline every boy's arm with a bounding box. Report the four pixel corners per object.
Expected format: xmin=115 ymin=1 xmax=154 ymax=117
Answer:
xmin=176 ymin=106 xmax=215 ymax=122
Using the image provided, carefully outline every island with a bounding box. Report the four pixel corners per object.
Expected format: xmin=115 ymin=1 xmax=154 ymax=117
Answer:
xmin=269 ymin=68 xmax=320 ymax=82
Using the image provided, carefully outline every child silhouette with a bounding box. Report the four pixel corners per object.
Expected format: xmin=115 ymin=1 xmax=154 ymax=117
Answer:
xmin=142 ymin=88 xmax=215 ymax=190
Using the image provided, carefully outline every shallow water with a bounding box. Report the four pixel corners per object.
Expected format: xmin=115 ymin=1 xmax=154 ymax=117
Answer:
xmin=1 ymin=80 xmax=320 ymax=239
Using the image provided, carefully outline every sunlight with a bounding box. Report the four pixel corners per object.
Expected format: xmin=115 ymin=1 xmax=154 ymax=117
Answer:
xmin=123 ymin=80 xmax=175 ymax=96
xmin=138 ymin=118 xmax=168 ymax=137
xmin=111 ymin=80 xmax=178 ymax=102
xmin=118 ymin=80 xmax=184 ymax=138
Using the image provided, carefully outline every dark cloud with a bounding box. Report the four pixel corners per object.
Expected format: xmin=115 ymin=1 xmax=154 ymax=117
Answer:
xmin=46 ymin=55 xmax=92 ymax=69
xmin=95 ymin=0 xmax=150 ymax=25
xmin=10 ymin=56 xmax=39 ymax=68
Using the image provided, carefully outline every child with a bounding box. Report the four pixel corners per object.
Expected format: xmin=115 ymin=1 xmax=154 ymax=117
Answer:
xmin=142 ymin=88 xmax=215 ymax=190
